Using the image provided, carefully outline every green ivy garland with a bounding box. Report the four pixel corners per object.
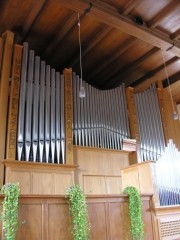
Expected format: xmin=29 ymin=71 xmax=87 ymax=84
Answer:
xmin=1 ymin=183 xmax=20 ymax=240
xmin=66 ymin=185 xmax=90 ymax=240
xmin=123 ymin=186 xmax=144 ymax=240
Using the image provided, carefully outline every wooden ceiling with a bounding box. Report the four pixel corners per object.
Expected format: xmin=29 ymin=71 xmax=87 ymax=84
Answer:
xmin=0 ymin=0 xmax=180 ymax=89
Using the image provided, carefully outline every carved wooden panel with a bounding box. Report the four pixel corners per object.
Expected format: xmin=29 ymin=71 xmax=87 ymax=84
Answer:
xmin=64 ymin=68 xmax=73 ymax=164
xmin=6 ymin=44 xmax=22 ymax=159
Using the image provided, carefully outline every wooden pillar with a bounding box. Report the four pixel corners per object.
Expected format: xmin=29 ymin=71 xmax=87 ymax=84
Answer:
xmin=126 ymin=87 xmax=140 ymax=163
xmin=64 ymin=68 xmax=73 ymax=164
xmin=0 ymin=31 xmax=14 ymax=186
xmin=6 ymin=44 xmax=23 ymax=160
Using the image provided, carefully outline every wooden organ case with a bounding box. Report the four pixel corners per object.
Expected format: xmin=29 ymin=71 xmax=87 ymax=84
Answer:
xmin=0 ymin=31 xmax=157 ymax=240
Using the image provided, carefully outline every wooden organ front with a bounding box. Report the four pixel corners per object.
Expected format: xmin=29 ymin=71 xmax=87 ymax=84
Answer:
xmin=1 ymin=31 xmax=137 ymax=196
xmin=1 ymin=30 xmax=180 ymax=240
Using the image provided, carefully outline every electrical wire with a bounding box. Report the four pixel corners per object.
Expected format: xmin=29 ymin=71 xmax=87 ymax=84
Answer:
xmin=78 ymin=12 xmax=85 ymax=98
xmin=161 ymin=50 xmax=178 ymax=120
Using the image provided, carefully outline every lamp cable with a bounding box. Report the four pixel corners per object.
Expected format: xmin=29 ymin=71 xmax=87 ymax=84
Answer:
xmin=78 ymin=12 xmax=85 ymax=98
xmin=161 ymin=50 xmax=178 ymax=120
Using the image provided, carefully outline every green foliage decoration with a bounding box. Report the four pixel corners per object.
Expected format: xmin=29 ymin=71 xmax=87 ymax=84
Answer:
xmin=123 ymin=186 xmax=144 ymax=240
xmin=66 ymin=184 xmax=90 ymax=240
xmin=1 ymin=183 xmax=20 ymax=240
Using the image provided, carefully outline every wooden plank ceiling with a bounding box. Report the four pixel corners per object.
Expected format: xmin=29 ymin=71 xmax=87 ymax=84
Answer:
xmin=0 ymin=0 xmax=180 ymax=90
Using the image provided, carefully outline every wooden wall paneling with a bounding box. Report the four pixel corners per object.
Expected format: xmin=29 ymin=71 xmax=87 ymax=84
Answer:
xmin=54 ymin=172 xmax=74 ymax=194
xmin=74 ymin=146 xmax=130 ymax=194
xmin=6 ymin=44 xmax=23 ymax=160
xmin=4 ymin=160 xmax=77 ymax=195
xmin=11 ymin=170 xmax=31 ymax=194
xmin=121 ymin=161 xmax=160 ymax=206
xmin=0 ymin=195 xmax=155 ymax=240
xmin=121 ymin=166 xmax=139 ymax=190
xmin=126 ymin=87 xmax=140 ymax=164
xmin=108 ymin=199 xmax=130 ymax=239
xmin=47 ymin=202 xmax=72 ymax=240
xmin=64 ymin=68 xmax=73 ymax=164
xmin=0 ymin=37 xmax=4 ymax=75
xmin=0 ymin=31 xmax=14 ymax=186
xmin=88 ymin=201 xmax=108 ymax=240
xmin=16 ymin=204 xmax=43 ymax=240
xmin=83 ymin=175 xmax=107 ymax=195
xmin=142 ymin=197 xmax=155 ymax=240
xmin=105 ymin=176 xmax=122 ymax=194
xmin=32 ymin=172 xmax=53 ymax=195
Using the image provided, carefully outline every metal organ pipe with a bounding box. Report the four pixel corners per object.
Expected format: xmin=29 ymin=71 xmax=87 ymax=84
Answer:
xmin=71 ymin=74 xmax=131 ymax=150
xmin=156 ymin=140 xmax=180 ymax=206
xmin=134 ymin=84 xmax=165 ymax=161
xmin=17 ymin=42 xmax=28 ymax=161
xmin=17 ymin=44 xmax=65 ymax=164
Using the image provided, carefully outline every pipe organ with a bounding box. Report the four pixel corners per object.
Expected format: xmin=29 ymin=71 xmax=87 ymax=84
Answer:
xmin=134 ymin=84 xmax=165 ymax=161
xmin=9 ymin=42 xmax=166 ymax=165
xmin=72 ymin=74 xmax=131 ymax=150
xmin=7 ymin=40 xmax=132 ymax=167
xmin=156 ymin=140 xmax=180 ymax=205
xmin=17 ymin=43 xmax=65 ymax=164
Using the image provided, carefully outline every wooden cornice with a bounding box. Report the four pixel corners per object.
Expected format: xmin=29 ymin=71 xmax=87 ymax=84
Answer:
xmin=56 ymin=0 xmax=180 ymax=58
xmin=3 ymin=159 xmax=78 ymax=171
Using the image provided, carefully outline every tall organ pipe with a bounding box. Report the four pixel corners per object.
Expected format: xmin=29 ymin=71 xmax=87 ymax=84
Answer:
xmin=72 ymin=75 xmax=130 ymax=150
xmin=134 ymin=84 xmax=165 ymax=161
xmin=17 ymin=44 xmax=65 ymax=164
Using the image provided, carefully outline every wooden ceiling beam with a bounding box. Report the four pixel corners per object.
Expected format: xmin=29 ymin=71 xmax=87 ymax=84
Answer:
xmin=104 ymin=47 xmax=160 ymax=89
xmin=87 ymin=37 xmax=137 ymax=83
xmin=20 ymin=0 xmax=48 ymax=42
xmin=134 ymin=57 xmax=179 ymax=92
xmin=121 ymin=0 xmax=143 ymax=15
xmin=56 ymin=0 xmax=180 ymax=58
xmin=70 ymin=26 xmax=111 ymax=67
xmin=163 ymin=72 xmax=180 ymax=87
xmin=148 ymin=1 xmax=180 ymax=28
xmin=42 ymin=13 xmax=78 ymax=58
xmin=171 ymin=29 xmax=180 ymax=41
